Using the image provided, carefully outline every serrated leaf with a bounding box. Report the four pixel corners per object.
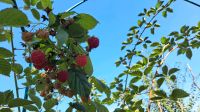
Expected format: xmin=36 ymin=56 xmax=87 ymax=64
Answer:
xmin=8 ymin=98 xmax=34 ymax=107
xmin=186 ymin=48 xmax=192 ymax=59
xmin=162 ymin=65 xmax=168 ymax=75
xmin=162 ymin=11 xmax=167 ymax=18
xmin=0 ymin=59 xmax=11 ymax=76
xmin=12 ymin=63 xmax=23 ymax=74
xmin=31 ymin=8 xmax=40 ymax=20
xmin=43 ymin=99 xmax=58 ymax=110
xmin=157 ymin=78 xmax=164 ymax=88
xmin=91 ymin=76 xmax=111 ymax=97
xmin=0 ymin=90 xmax=14 ymax=105
xmin=144 ymin=66 xmax=153 ymax=75
xmin=0 ymin=108 xmax=12 ymax=112
xmin=169 ymin=68 xmax=179 ymax=75
xmin=69 ymin=69 xmax=92 ymax=97
xmin=67 ymin=23 xmax=86 ymax=38
xmin=0 ymin=47 xmax=13 ymax=58
xmin=60 ymin=11 xmax=75 ymax=19
xmin=0 ymin=8 xmax=29 ymax=27
xmin=170 ymin=89 xmax=189 ymax=100
xmin=76 ymin=13 xmax=98 ymax=30
xmin=48 ymin=12 xmax=56 ymax=26
xmin=154 ymin=90 xmax=167 ymax=98
xmin=23 ymin=105 xmax=39 ymax=111
xmin=56 ymin=26 xmax=68 ymax=47
xmin=40 ymin=0 xmax=51 ymax=9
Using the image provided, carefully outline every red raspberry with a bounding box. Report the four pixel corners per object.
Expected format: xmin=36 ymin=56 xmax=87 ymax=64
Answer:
xmin=75 ymin=55 xmax=87 ymax=67
xmin=87 ymin=37 xmax=99 ymax=51
xmin=57 ymin=70 xmax=69 ymax=83
xmin=33 ymin=63 xmax=46 ymax=70
xmin=31 ymin=50 xmax=46 ymax=65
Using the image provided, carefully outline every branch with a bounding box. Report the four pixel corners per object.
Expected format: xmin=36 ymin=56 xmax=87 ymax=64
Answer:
xmin=10 ymin=27 xmax=21 ymax=112
xmin=187 ymin=64 xmax=200 ymax=91
xmin=66 ymin=0 xmax=88 ymax=12
xmin=184 ymin=0 xmax=200 ymax=8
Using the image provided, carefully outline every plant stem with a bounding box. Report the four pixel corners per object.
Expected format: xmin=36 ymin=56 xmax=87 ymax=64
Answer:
xmin=184 ymin=0 xmax=200 ymax=8
xmin=66 ymin=0 xmax=88 ymax=12
xmin=10 ymin=27 xmax=21 ymax=112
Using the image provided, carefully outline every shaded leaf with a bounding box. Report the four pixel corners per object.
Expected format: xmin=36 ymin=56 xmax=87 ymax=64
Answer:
xmin=0 ymin=8 xmax=29 ymax=27
xmin=8 ymin=98 xmax=34 ymax=107
xmin=0 ymin=59 xmax=11 ymax=76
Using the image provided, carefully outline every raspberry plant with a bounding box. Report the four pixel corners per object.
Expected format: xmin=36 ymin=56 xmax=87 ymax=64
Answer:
xmin=1 ymin=0 xmax=200 ymax=112
xmin=0 ymin=0 xmax=109 ymax=112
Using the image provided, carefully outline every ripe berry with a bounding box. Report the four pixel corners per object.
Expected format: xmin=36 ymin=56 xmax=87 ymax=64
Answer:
xmin=57 ymin=70 xmax=69 ymax=83
xmin=31 ymin=50 xmax=46 ymax=65
xmin=36 ymin=29 xmax=49 ymax=40
xmin=87 ymin=37 xmax=99 ymax=51
xmin=34 ymin=63 xmax=46 ymax=70
xmin=75 ymin=55 xmax=87 ymax=67
xmin=22 ymin=32 xmax=34 ymax=42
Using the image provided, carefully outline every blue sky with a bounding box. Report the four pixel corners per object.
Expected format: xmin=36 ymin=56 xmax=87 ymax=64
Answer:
xmin=1 ymin=0 xmax=200 ymax=111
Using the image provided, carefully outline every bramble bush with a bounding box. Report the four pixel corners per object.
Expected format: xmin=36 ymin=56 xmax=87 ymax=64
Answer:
xmin=0 ymin=0 xmax=200 ymax=112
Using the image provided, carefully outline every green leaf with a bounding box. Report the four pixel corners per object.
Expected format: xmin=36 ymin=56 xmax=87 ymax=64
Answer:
xmin=130 ymin=70 xmax=143 ymax=77
xmin=0 ymin=8 xmax=29 ymax=27
xmin=162 ymin=65 xmax=168 ymax=75
xmin=139 ymin=85 xmax=148 ymax=92
xmin=8 ymin=98 xmax=34 ymax=107
xmin=169 ymin=68 xmax=179 ymax=75
xmin=29 ymin=93 xmax=42 ymax=108
xmin=23 ymin=105 xmax=39 ymax=111
xmin=130 ymin=77 xmax=141 ymax=84
xmin=40 ymin=0 xmax=52 ymax=9
xmin=69 ymin=69 xmax=92 ymax=97
xmin=155 ymin=0 xmax=163 ymax=9
xmin=76 ymin=13 xmax=98 ymax=30
xmin=67 ymin=23 xmax=86 ymax=38
xmin=162 ymin=11 xmax=167 ymax=18
xmin=154 ymin=90 xmax=167 ymax=98
xmin=0 ymin=0 xmax=13 ymax=4
xmin=0 ymin=59 xmax=11 ymax=76
xmin=93 ymin=102 xmax=109 ymax=112
xmin=0 ymin=47 xmax=13 ymax=58
xmin=150 ymin=96 xmax=163 ymax=101
xmin=0 ymin=90 xmax=14 ymax=105
xmin=48 ymin=12 xmax=56 ymax=26
xmin=170 ymin=89 xmax=189 ymax=100
xmin=23 ymin=0 xmax=31 ymax=6
xmin=56 ymin=26 xmax=68 ymax=47
xmin=43 ymin=99 xmax=58 ymax=110
xmin=60 ymin=11 xmax=75 ymax=19
xmin=144 ymin=66 xmax=153 ymax=75
xmin=31 ymin=0 xmax=39 ymax=6
xmin=157 ymin=78 xmax=164 ymax=88
xmin=12 ymin=63 xmax=23 ymax=74
xmin=0 ymin=108 xmax=12 ymax=112
xmin=137 ymin=20 xmax=142 ymax=27
xmin=31 ymin=8 xmax=40 ymax=20
xmin=91 ymin=76 xmax=111 ymax=97
xmin=186 ymin=48 xmax=192 ymax=59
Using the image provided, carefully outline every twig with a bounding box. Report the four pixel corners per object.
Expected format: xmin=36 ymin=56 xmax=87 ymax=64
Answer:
xmin=10 ymin=27 xmax=21 ymax=112
xmin=187 ymin=64 xmax=200 ymax=91
xmin=184 ymin=0 xmax=200 ymax=8
xmin=66 ymin=0 xmax=88 ymax=12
